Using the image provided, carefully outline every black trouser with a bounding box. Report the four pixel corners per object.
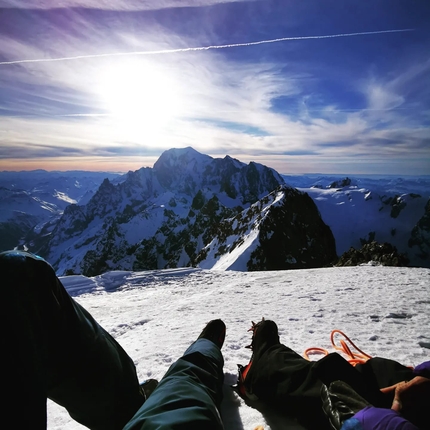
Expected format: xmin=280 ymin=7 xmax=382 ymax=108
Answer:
xmin=314 ymin=352 xmax=415 ymax=407
xmin=244 ymin=343 xmax=329 ymax=428
xmin=1 ymin=251 xmax=144 ymax=430
xmin=245 ymin=342 xmax=414 ymax=429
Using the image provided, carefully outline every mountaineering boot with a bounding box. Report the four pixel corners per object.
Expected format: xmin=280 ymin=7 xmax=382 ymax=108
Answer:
xmin=245 ymin=318 xmax=265 ymax=349
xmin=247 ymin=318 xmax=280 ymax=354
xmin=234 ymin=318 xmax=282 ymax=398
xmin=139 ymin=379 xmax=159 ymax=401
xmin=198 ymin=319 xmax=226 ymax=349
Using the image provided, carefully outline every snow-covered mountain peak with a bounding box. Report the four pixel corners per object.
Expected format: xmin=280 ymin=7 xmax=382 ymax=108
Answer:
xmin=151 ymin=147 xmax=285 ymax=204
xmin=222 ymin=155 xmax=243 ymax=168
xmin=153 ymin=147 xmax=213 ymax=193
xmin=155 ymin=147 xmax=212 ymax=166
xmin=33 ymin=149 xmax=291 ymax=275
xmin=154 ymin=147 xmax=212 ymax=174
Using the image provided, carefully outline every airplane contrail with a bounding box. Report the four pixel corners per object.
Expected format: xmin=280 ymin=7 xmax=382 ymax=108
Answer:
xmin=0 ymin=28 xmax=414 ymax=66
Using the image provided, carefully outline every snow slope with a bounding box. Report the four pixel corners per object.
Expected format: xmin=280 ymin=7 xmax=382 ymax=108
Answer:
xmin=48 ymin=265 xmax=430 ymax=430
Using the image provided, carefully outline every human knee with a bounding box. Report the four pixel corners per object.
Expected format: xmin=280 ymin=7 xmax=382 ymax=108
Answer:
xmin=1 ymin=250 xmax=54 ymax=285
xmin=1 ymin=250 xmax=64 ymax=324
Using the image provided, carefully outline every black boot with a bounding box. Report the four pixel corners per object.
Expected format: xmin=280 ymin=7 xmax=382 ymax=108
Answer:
xmin=198 ymin=319 xmax=226 ymax=349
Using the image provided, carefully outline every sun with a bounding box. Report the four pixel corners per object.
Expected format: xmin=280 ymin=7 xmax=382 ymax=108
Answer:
xmin=97 ymin=59 xmax=180 ymax=141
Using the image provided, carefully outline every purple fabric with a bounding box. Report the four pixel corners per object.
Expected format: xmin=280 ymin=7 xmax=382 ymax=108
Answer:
xmin=413 ymin=361 xmax=430 ymax=378
xmin=349 ymin=406 xmax=419 ymax=430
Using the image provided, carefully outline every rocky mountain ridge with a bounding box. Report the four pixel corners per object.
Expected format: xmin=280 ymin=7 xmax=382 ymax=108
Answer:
xmin=2 ymin=153 xmax=428 ymax=273
xmin=197 ymin=186 xmax=336 ymax=270
xmin=39 ymin=147 xmax=336 ymax=275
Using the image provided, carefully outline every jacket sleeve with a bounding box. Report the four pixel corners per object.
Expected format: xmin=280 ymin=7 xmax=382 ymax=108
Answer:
xmin=413 ymin=361 xmax=430 ymax=378
xmin=342 ymin=406 xmax=419 ymax=430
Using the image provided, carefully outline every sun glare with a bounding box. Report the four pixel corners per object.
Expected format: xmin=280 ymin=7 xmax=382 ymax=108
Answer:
xmin=97 ymin=60 xmax=180 ymax=141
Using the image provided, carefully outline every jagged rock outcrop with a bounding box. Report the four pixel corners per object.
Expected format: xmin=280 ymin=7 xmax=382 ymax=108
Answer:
xmin=329 ymin=177 xmax=353 ymax=188
xmin=336 ymin=241 xmax=409 ymax=267
xmin=196 ymin=186 xmax=337 ymax=271
xmin=247 ymin=187 xmax=337 ymax=270
xmin=408 ymin=198 xmax=430 ymax=265
xmin=127 ymin=194 xmax=238 ymax=275
xmin=381 ymin=194 xmax=418 ymax=219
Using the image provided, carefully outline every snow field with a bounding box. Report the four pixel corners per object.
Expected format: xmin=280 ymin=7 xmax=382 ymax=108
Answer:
xmin=48 ymin=265 xmax=430 ymax=429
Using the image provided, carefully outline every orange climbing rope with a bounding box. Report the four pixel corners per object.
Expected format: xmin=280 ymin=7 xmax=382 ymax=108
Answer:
xmin=304 ymin=329 xmax=372 ymax=365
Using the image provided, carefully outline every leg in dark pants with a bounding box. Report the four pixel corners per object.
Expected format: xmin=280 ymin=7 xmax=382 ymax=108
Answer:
xmin=124 ymin=338 xmax=225 ymax=430
xmin=1 ymin=251 xmax=144 ymax=430
xmin=242 ymin=320 xmax=328 ymax=429
xmin=314 ymin=353 xmax=415 ymax=408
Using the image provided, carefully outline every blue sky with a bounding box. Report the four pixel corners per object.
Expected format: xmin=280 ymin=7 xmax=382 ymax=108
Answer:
xmin=0 ymin=0 xmax=429 ymax=175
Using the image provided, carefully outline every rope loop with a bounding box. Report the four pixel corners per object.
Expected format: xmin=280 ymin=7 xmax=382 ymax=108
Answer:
xmin=304 ymin=329 xmax=372 ymax=365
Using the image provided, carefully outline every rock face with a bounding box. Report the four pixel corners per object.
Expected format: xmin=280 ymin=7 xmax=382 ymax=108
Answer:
xmin=248 ymin=187 xmax=337 ymax=270
xmin=329 ymin=177 xmax=353 ymax=188
xmin=408 ymin=198 xmax=430 ymax=265
xmin=196 ymin=186 xmax=337 ymax=271
xmin=336 ymin=241 xmax=409 ymax=267
xmin=40 ymin=148 xmax=337 ymax=276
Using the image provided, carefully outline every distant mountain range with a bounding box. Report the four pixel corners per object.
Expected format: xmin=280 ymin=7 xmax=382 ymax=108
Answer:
xmin=286 ymin=175 xmax=430 ymax=268
xmin=0 ymin=170 xmax=120 ymax=253
xmin=1 ymin=148 xmax=428 ymax=274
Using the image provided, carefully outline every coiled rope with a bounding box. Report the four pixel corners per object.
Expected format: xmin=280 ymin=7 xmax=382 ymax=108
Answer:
xmin=304 ymin=329 xmax=372 ymax=365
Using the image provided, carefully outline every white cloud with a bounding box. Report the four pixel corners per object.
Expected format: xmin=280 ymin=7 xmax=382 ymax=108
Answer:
xmin=363 ymin=58 xmax=430 ymax=113
xmin=366 ymin=83 xmax=405 ymax=111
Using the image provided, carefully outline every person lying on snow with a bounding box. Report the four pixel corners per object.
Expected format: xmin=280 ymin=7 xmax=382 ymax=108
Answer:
xmin=236 ymin=319 xmax=430 ymax=430
xmin=1 ymin=250 xmax=429 ymax=430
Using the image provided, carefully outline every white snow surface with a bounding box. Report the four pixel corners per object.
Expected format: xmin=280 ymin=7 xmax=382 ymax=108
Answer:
xmin=48 ymin=266 xmax=430 ymax=430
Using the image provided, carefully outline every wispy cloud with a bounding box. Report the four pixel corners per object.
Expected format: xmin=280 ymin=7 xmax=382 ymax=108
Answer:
xmin=1 ymin=42 xmax=427 ymax=172
xmin=0 ymin=1 xmax=428 ymax=174
xmin=366 ymin=84 xmax=405 ymax=111
xmin=360 ymin=59 xmax=430 ymax=125
xmin=0 ymin=0 xmax=253 ymax=11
